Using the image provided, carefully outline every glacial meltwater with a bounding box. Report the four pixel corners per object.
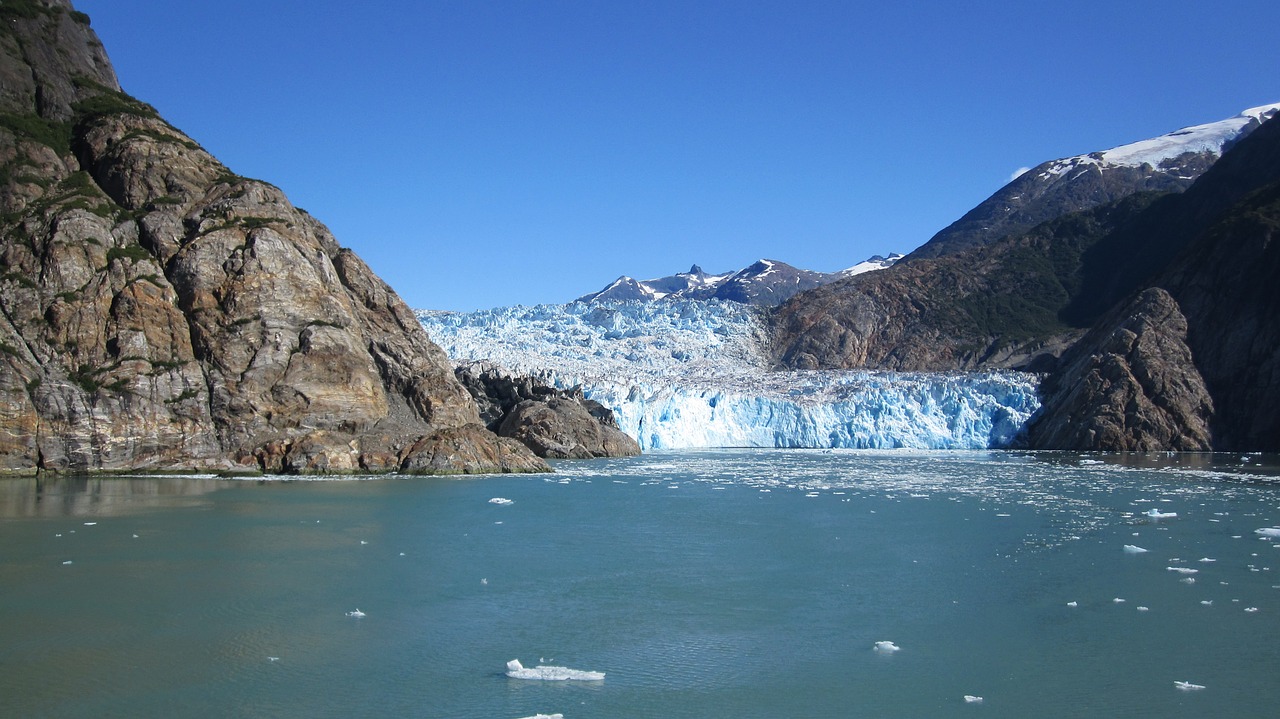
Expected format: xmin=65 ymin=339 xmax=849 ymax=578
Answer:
xmin=2 ymin=450 xmax=1279 ymax=718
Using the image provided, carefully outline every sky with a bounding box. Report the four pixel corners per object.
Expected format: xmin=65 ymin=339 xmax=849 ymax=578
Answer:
xmin=74 ymin=0 xmax=1279 ymax=311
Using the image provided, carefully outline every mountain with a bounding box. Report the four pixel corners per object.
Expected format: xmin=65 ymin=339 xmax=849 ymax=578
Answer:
xmin=0 ymin=1 xmax=548 ymax=474
xmin=772 ymin=102 xmax=1280 ymax=452
xmin=1026 ymin=113 xmax=1280 ymax=451
xmin=575 ymin=254 xmax=902 ymax=306
xmin=907 ymin=104 xmax=1280 ymax=260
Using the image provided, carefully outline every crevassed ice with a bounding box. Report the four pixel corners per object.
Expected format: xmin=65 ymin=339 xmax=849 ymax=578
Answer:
xmin=418 ymin=299 xmax=1041 ymax=450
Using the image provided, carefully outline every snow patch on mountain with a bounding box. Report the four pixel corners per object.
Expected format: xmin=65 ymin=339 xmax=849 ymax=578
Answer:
xmin=418 ymin=300 xmax=1040 ymax=450
xmin=1038 ymin=103 xmax=1280 ymax=180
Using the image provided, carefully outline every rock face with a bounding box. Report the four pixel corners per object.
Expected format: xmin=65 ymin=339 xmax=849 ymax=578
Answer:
xmin=1021 ymin=289 xmax=1213 ymax=451
xmin=499 ymin=398 xmax=642 ymax=459
xmin=0 ymin=1 xmax=548 ymax=474
xmin=454 ymin=362 xmax=641 ymax=459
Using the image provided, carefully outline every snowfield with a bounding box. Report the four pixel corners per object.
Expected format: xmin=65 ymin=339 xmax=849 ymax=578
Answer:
xmin=418 ymin=299 xmax=1041 ymax=450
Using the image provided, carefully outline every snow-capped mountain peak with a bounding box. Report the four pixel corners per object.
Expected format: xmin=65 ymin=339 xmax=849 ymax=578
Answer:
xmin=575 ymin=254 xmax=901 ymax=306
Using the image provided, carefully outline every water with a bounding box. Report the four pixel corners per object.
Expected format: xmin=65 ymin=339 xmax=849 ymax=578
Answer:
xmin=2 ymin=450 xmax=1279 ymax=718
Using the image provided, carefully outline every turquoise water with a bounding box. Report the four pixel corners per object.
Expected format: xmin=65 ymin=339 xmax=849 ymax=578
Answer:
xmin=2 ymin=450 xmax=1279 ymax=718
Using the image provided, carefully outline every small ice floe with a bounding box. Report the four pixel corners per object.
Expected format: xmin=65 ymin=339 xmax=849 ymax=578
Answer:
xmin=359 ymin=540 xmax=368 ymax=545
xmin=1137 ymin=606 xmax=1150 ymax=612
xmin=1167 ymin=567 xmax=1199 ymax=575
xmin=505 ymin=659 xmax=604 ymax=681
xmin=1201 ymin=600 xmax=1213 ymax=606
xmin=481 ymin=578 xmax=488 ymax=585
xmin=1181 ymin=578 xmax=1196 ymax=584
xmin=489 ymin=498 xmax=514 ymax=505
xmin=1113 ymin=598 xmax=1126 ymax=603
xmin=1245 ymin=607 xmax=1259 ymax=613
xmin=873 ymin=641 xmax=901 ymax=653
xmin=1123 ymin=544 xmax=1149 ymax=554
xmin=1255 ymin=527 xmax=1280 ymax=538
xmin=83 ymin=522 xmax=96 ymax=526
xmin=132 ymin=534 xmax=139 ymax=539
xmin=1066 ymin=601 xmax=1078 ymax=607
xmin=399 ymin=552 xmax=405 ymax=556
xmin=61 ymin=560 xmax=72 ymax=565
xmin=1146 ymin=509 xmax=1177 ymax=520
xmin=268 ymin=656 xmax=280 ymax=662
xmin=1198 ymin=558 xmax=1216 ymax=563
xmin=1174 ymin=680 xmax=1206 ymax=691
xmin=963 ymin=695 xmax=984 ymax=704
xmin=345 ymin=608 xmax=366 ymax=618
xmin=516 ymin=714 xmax=564 ymax=719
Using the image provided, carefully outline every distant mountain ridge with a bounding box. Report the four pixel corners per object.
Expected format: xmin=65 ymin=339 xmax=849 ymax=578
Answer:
xmin=576 ymin=254 xmax=902 ymax=306
xmin=908 ymin=103 xmax=1280 ymax=260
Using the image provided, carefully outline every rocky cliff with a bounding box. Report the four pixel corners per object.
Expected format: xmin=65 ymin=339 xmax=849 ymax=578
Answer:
xmin=1028 ymin=115 xmax=1280 ymax=452
xmin=0 ymin=1 xmax=548 ymax=474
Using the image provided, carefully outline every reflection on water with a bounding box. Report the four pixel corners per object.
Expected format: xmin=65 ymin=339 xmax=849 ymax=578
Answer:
xmin=0 ymin=475 xmax=229 ymax=518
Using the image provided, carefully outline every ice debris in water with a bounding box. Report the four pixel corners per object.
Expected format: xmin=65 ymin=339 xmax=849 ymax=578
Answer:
xmin=1167 ymin=567 xmax=1199 ymax=575
xmin=1146 ymin=509 xmax=1177 ymax=519
xmin=516 ymin=715 xmax=564 ymax=719
xmin=1255 ymin=527 xmax=1280 ymax=538
xmin=505 ymin=658 xmax=604 ymax=681
xmin=1123 ymin=544 xmax=1149 ymax=553
xmin=489 ymin=498 xmax=515 ymax=505
xmin=963 ymin=695 xmax=984 ymax=704
xmin=345 ymin=608 xmax=366 ymax=618
xmin=874 ymin=641 xmax=900 ymax=653
xmin=1174 ymin=680 xmax=1206 ymax=691
xmin=1137 ymin=606 xmax=1150 ymax=612
xmin=1066 ymin=601 xmax=1078 ymax=607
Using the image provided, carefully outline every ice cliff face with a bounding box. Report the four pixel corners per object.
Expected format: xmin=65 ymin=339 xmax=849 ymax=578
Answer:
xmin=418 ymin=300 xmax=1040 ymax=450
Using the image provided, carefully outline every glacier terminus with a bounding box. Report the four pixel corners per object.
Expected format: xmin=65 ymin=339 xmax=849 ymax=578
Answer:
xmin=418 ymin=299 xmax=1041 ymax=451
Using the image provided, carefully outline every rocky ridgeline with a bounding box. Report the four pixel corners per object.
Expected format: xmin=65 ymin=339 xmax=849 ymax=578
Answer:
xmin=454 ymin=362 xmax=640 ymax=459
xmin=0 ymin=1 xmax=548 ymax=474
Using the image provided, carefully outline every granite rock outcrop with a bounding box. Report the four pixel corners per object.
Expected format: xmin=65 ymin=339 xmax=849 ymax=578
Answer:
xmin=0 ymin=1 xmax=548 ymax=474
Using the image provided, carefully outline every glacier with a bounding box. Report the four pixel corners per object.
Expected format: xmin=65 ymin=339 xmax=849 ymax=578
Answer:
xmin=417 ymin=300 xmax=1041 ymax=450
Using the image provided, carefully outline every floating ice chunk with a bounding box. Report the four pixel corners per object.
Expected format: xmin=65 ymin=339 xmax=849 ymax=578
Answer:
xmin=1198 ymin=558 xmax=1216 ymax=563
xmin=516 ymin=715 xmax=564 ymax=719
xmin=874 ymin=641 xmax=901 ymax=653
xmin=61 ymin=560 xmax=72 ymax=565
xmin=1245 ymin=607 xmax=1259 ymax=613
xmin=268 ymin=656 xmax=280 ymax=662
xmin=132 ymin=534 xmax=139 ymax=538
xmin=360 ymin=540 xmax=368 ymax=545
xmin=1255 ymin=527 xmax=1280 ymax=538
xmin=1123 ymin=545 xmax=1149 ymax=553
xmin=345 ymin=608 xmax=366 ymax=618
xmin=963 ymin=695 xmax=984 ymax=704
xmin=1181 ymin=578 xmax=1196 ymax=584
xmin=1174 ymin=680 xmax=1205 ymax=691
xmin=83 ymin=522 xmax=96 ymax=526
xmin=489 ymin=498 xmax=514 ymax=505
xmin=1066 ymin=601 xmax=1078 ymax=607
xmin=1201 ymin=600 xmax=1213 ymax=606
xmin=505 ymin=659 xmax=604 ymax=681
xmin=1145 ymin=509 xmax=1177 ymax=519
xmin=1167 ymin=567 xmax=1199 ymax=575
xmin=1113 ymin=598 xmax=1126 ymax=603
xmin=1137 ymin=606 xmax=1149 ymax=612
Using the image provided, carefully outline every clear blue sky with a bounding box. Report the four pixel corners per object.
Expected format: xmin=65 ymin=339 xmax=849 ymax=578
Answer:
xmin=75 ymin=1 xmax=1278 ymax=311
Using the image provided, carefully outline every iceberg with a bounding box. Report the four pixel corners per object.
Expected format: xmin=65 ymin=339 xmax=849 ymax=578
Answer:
xmin=419 ymin=300 xmax=1041 ymax=450
xmin=505 ymin=659 xmax=604 ymax=681
xmin=873 ymin=641 xmax=900 ymax=653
